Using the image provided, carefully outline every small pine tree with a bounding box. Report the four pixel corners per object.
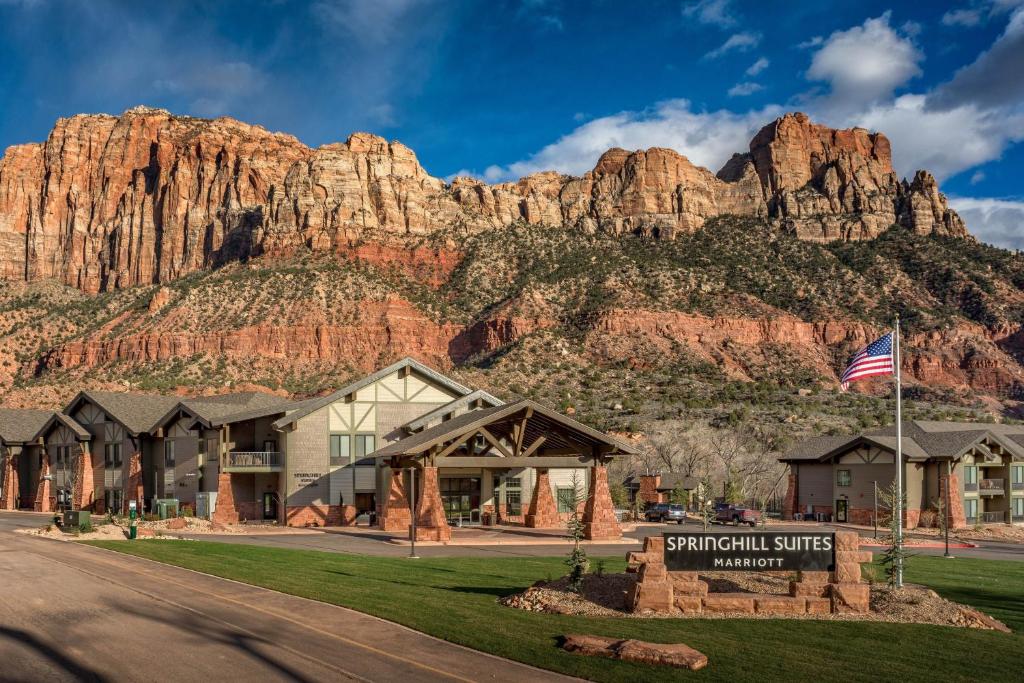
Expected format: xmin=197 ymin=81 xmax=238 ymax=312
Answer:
xmin=879 ymin=481 xmax=911 ymax=588
xmin=564 ymin=471 xmax=589 ymax=593
xmin=670 ymin=482 xmax=690 ymax=508
xmin=699 ymin=473 xmax=715 ymax=531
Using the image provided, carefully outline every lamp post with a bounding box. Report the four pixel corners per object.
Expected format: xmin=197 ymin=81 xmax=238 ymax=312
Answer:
xmin=872 ymin=480 xmax=878 ymax=540
xmin=408 ymin=466 xmax=419 ymax=560
xmin=944 ymin=460 xmax=953 ymax=559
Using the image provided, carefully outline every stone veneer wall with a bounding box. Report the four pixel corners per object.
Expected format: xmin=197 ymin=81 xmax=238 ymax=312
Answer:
xmin=626 ymin=531 xmax=872 ymax=615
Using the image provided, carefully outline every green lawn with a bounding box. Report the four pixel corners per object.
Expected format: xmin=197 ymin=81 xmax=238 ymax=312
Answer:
xmin=87 ymin=540 xmax=1023 ymax=682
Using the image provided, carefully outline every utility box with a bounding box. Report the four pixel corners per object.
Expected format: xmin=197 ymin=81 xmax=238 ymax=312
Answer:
xmin=65 ymin=510 xmax=91 ymax=531
xmin=155 ymin=499 xmax=180 ymax=520
xmin=196 ymin=492 xmax=217 ymax=520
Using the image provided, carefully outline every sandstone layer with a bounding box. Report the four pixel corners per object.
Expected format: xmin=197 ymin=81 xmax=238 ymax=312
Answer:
xmin=0 ymin=109 xmax=967 ymax=294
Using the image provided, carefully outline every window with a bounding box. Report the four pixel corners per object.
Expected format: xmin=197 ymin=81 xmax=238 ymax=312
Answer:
xmin=104 ymin=443 xmax=122 ymax=469
xmin=964 ymin=465 xmax=978 ymax=485
xmin=329 ymin=434 xmax=351 ymax=466
xmin=504 ymin=476 xmax=522 ymax=516
xmin=355 ymin=434 xmax=376 ymax=459
xmin=965 ymin=498 xmax=978 ymax=523
xmin=556 ymin=487 xmax=577 ymax=514
xmin=1013 ymin=497 xmax=1024 ymax=521
xmin=1012 ymin=465 xmax=1024 ymax=490
xmin=836 ymin=469 xmax=852 ymax=487
xmin=164 ymin=440 xmax=175 ymax=468
xmin=105 ymin=488 xmax=124 ymax=513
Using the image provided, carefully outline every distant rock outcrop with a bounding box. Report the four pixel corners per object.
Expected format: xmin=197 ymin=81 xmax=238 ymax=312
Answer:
xmin=0 ymin=108 xmax=968 ymax=293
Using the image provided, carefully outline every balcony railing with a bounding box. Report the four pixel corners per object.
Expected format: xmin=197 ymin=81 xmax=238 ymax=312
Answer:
xmin=965 ymin=481 xmax=979 ymax=492
xmin=980 ymin=478 xmax=1004 ymax=495
xmin=226 ymin=451 xmax=282 ymax=469
xmin=981 ymin=511 xmax=1006 ymax=524
xmin=1012 ymin=481 xmax=1024 ymax=491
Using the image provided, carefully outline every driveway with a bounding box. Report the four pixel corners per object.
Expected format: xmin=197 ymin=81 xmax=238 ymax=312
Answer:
xmin=0 ymin=512 xmax=574 ymax=682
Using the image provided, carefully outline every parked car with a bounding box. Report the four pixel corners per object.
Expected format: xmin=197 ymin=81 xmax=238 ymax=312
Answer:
xmin=715 ymin=505 xmax=762 ymax=527
xmin=644 ymin=503 xmax=687 ymax=524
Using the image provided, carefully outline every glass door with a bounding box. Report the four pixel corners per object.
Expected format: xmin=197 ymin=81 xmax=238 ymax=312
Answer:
xmin=835 ymin=498 xmax=848 ymax=523
xmin=440 ymin=477 xmax=481 ymax=525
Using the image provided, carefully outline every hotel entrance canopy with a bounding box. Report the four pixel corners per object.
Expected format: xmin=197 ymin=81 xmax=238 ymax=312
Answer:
xmin=372 ymin=399 xmax=637 ymax=467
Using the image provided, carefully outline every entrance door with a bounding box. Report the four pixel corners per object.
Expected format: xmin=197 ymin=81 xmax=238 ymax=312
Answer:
xmin=262 ymin=492 xmax=278 ymax=521
xmin=835 ymin=498 xmax=848 ymax=523
xmin=440 ymin=477 xmax=481 ymax=525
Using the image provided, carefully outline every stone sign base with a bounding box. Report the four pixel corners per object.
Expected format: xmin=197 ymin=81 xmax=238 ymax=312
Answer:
xmin=627 ymin=531 xmax=871 ymax=615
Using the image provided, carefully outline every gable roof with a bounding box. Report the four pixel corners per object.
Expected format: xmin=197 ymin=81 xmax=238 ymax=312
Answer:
xmin=64 ymin=391 xmax=181 ymax=436
xmin=153 ymin=392 xmax=295 ymax=430
xmin=401 ymin=389 xmax=504 ymax=433
xmin=0 ymin=409 xmax=57 ymax=445
xmin=372 ymin=398 xmax=637 ymax=458
xmin=271 ymin=358 xmax=473 ymax=431
xmin=31 ymin=412 xmax=91 ymax=442
xmin=208 ymin=396 xmax=324 ymax=428
xmin=779 ymin=420 xmax=1024 ymax=463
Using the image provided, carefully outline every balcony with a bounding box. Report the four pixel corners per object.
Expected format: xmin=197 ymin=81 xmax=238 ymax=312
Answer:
xmin=979 ymin=478 xmax=1005 ymax=495
xmin=981 ymin=510 xmax=1007 ymax=524
xmin=225 ymin=451 xmax=282 ymax=472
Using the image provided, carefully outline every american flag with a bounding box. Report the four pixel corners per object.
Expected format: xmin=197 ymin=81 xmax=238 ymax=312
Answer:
xmin=841 ymin=332 xmax=894 ymax=390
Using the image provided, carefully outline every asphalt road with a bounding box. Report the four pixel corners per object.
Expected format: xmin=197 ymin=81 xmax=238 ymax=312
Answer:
xmin=157 ymin=519 xmax=1024 ymax=562
xmin=0 ymin=512 xmax=574 ymax=683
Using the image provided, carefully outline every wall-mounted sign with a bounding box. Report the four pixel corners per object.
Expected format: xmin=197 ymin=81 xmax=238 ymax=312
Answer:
xmin=293 ymin=472 xmax=322 ymax=486
xmin=664 ymin=532 xmax=835 ymax=571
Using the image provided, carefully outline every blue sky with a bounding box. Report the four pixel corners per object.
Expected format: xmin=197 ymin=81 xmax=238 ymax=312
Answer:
xmin=1 ymin=0 xmax=1022 ymax=246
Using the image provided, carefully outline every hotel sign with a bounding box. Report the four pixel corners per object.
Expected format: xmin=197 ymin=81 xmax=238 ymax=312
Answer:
xmin=664 ymin=532 xmax=835 ymax=571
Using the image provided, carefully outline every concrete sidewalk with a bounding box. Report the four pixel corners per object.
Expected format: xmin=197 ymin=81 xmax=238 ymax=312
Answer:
xmin=0 ymin=528 xmax=577 ymax=682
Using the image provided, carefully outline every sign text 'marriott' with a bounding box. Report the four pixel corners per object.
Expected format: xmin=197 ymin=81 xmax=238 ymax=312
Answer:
xmin=663 ymin=531 xmax=836 ymax=572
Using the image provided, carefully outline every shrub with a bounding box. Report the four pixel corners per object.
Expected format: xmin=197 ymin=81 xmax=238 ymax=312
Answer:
xmin=918 ymin=509 xmax=938 ymax=529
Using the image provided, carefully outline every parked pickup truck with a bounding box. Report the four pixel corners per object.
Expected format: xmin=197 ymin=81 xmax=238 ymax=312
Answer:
xmin=715 ymin=505 xmax=762 ymax=527
xmin=645 ymin=503 xmax=687 ymax=524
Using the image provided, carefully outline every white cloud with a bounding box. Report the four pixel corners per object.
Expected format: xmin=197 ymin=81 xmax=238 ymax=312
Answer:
xmin=806 ymin=12 xmax=923 ymax=107
xmin=728 ymin=82 xmax=763 ymax=97
xmin=929 ymin=6 xmax=1024 ymax=110
xmin=948 ymin=197 xmax=1024 ymax=249
xmin=468 ymin=8 xmax=1024 ymax=196
xmin=797 ymin=35 xmax=823 ymax=49
xmin=313 ymin=0 xmax=432 ymax=46
xmin=681 ymin=0 xmax=736 ymax=28
xmin=704 ymin=31 xmax=761 ymax=59
xmin=971 ymin=170 xmax=987 ymax=184
xmin=847 ymin=94 xmax=1024 ymax=180
xmin=477 ymin=99 xmax=782 ymax=181
xmin=943 ymin=8 xmax=982 ymax=27
xmin=745 ymin=57 xmax=769 ymax=76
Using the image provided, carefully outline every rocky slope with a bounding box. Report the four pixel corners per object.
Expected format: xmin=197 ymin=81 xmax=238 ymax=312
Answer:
xmin=0 ymin=108 xmax=966 ymax=294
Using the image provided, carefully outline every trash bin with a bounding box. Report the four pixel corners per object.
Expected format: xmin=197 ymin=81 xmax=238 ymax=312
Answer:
xmin=129 ymin=523 xmax=137 ymax=540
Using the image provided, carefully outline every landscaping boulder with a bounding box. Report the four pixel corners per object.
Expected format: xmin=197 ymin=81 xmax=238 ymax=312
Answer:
xmin=562 ymin=634 xmax=708 ymax=671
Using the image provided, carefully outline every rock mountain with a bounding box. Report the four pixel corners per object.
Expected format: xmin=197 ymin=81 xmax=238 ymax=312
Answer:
xmin=0 ymin=108 xmax=966 ymax=294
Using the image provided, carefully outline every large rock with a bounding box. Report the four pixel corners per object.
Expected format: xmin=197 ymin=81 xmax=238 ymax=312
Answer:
xmin=562 ymin=634 xmax=708 ymax=671
xmin=0 ymin=108 xmax=969 ymax=294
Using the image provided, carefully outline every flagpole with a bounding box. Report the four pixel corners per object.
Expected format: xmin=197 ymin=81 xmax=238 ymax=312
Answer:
xmin=894 ymin=315 xmax=904 ymax=589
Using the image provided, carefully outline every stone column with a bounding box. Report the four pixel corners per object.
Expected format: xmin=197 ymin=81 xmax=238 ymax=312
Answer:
xmin=213 ymin=472 xmax=238 ymax=524
xmin=782 ymin=473 xmax=797 ymax=520
xmin=73 ymin=446 xmax=96 ymax=511
xmin=34 ymin=452 xmax=53 ymax=513
xmin=378 ymin=468 xmax=412 ymax=532
xmin=583 ymin=464 xmax=622 ymax=540
xmin=413 ymin=466 xmax=451 ymax=542
xmin=941 ymin=472 xmax=967 ymax=529
xmin=122 ymin=451 xmax=144 ymax=516
xmin=1 ymin=454 xmax=19 ymax=511
xmin=525 ymin=468 xmax=562 ymax=528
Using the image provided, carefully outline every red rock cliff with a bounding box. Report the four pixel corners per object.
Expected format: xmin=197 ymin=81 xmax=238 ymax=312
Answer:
xmin=0 ymin=108 xmax=968 ymax=293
